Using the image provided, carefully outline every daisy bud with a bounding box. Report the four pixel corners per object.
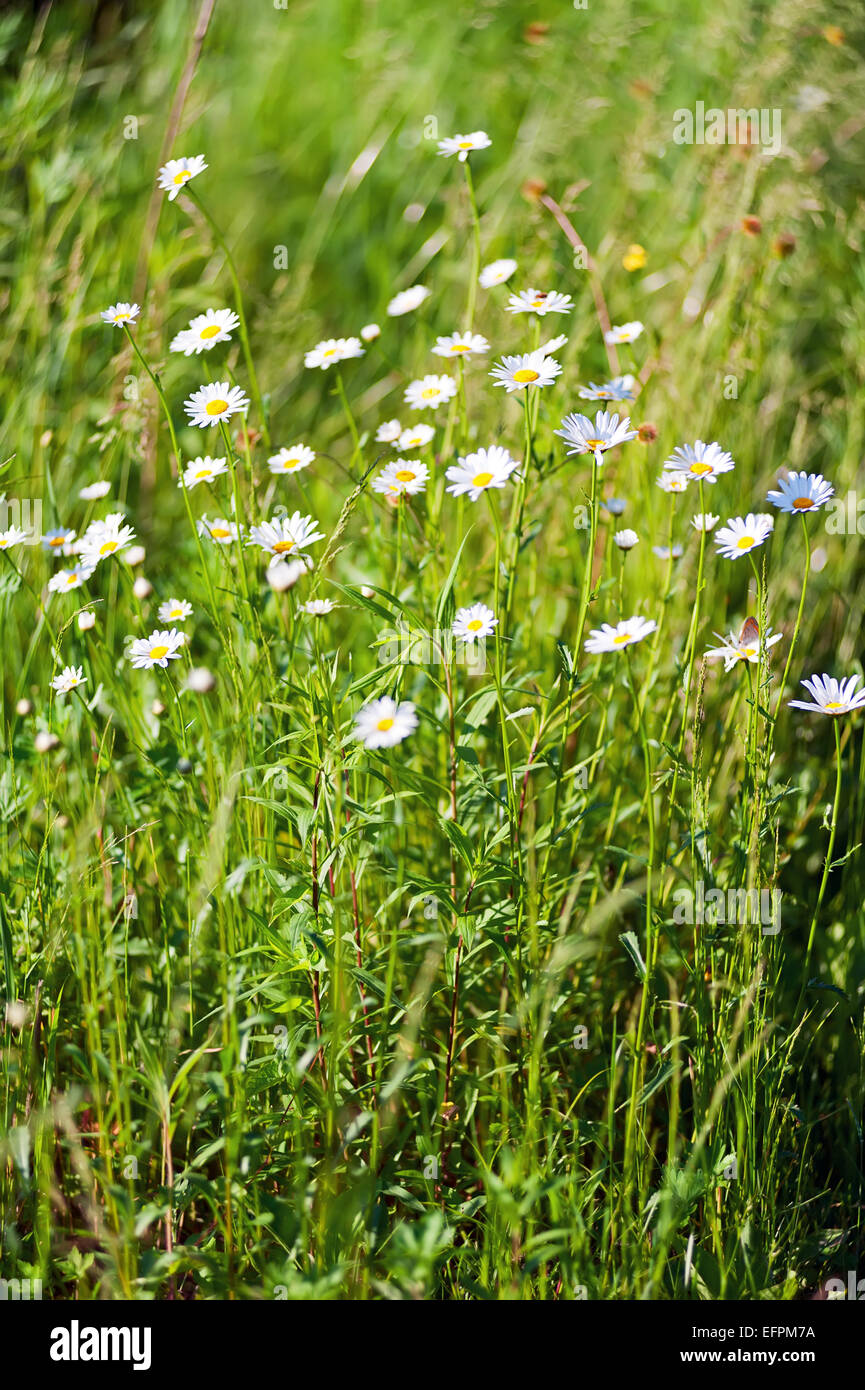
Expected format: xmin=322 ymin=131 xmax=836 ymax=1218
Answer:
xmin=360 ymin=323 xmax=380 ymax=342
xmin=637 ymin=422 xmax=658 ymax=443
xmin=521 ymin=178 xmax=547 ymax=202
xmin=187 ymin=666 xmax=216 ymax=694
xmin=772 ymin=232 xmax=796 ymax=259
xmin=177 ymin=757 xmax=193 ymax=775
xmin=125 ymin=545 xmax=147 ymax=567
xmin=15 ymin=698 xmax=33 ymax=717
xmin=151 ymin=699 xmax=166 ymax=717
xmin=77 ymin=610 xmax=97 ymax=631
xmin=267 ymin=560 xmax=305 ymax=592
xmin=614 ymin=529 xmax=639 ymax=551
xmin=133 ymin=576 xmax=152 ymax=600
xmin=5 ymin=1000 xmax=29 ymax=1030
xmin=361 ymin=585 xmax=375 ymax=598
xmin=35 ymin=731 xmax=60 ymax=753
xmin=741 ymin=215 xmax=762 ymax=236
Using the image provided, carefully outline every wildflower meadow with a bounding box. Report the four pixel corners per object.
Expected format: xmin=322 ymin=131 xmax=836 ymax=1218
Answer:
xmin=2 ymin=0 xmax=865 ymax=1323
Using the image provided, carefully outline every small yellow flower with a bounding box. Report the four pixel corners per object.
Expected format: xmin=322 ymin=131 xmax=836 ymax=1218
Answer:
xmin=823 ymin=24 xmax=844 ymax=46
xmin=622 ymin=243 xmax=647 ymax=272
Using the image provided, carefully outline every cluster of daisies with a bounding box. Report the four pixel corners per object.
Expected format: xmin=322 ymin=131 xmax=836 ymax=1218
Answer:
xmin=20 ymin=137 xmax=863 ymax=747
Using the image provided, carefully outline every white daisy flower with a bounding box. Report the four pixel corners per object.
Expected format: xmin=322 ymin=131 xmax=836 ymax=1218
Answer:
xmin=404 ymin=374 xmax=458 ymax=410
xmin=539 ymin=333 xmax=569 ymax=355
xmin=48 ymin=562 xmax=95 ymax=593
xmin=789 ymin=673 xmax=865 ymax=717
xmin=372 ymin=460 xmax=429 ymax=497
xmin=300 ymin=599 xmax=336 ymax=616
xmin=361 ymin=323 xmax=381 ymax=342
xmin=77 ymin=610 xmax=96 ymax=631
xmin=386 ymin=286 xmax=430 ymax=317
xmin=664 ymin=440 xmax=735 ymax=484
xmin=268 ymin=444 xmax=315 ymax=476
xmin=604 ymin=321 xmax=644 ymax=344
xmin=158 ymin=598 xmax=193 ymax=623
xmin=431 ymin=332 xmax=489 ymax=358
xmin=490 ymin=350 xmax=562 ymax=393
xmin=578 ymin=375 xmax=637 ymax=402
xmin=452 ymin=603 xmax=498 ymax=640
xmin=766 ymin=471 xmax=835 ymax=513
xmin=691 ymin=513 xmax=719 ymax=531
xmin=101 ymin=302 xmax=140 ymax=327
xmin=445 ymin=445 xmax=519 ymax=501
xmin=197 ymin=517 xmax=241 ymax=545
xmin=128 ymin=629 xmax=185 ymax=669
xmin=157 ymin=154 xmax=207 ymax=200
xmin=353 ymin=696 xmax=418 ymax=748
xmin=304 ymin=337 xmax=365 ymax=370
xmin=376 ymin=419 xmax=403 ymax=443
xmin=50 ymin=666 xmax=86 ymax=695
xmin=397 ymin=424 xmax=435 ymax=451
xmin=656 ymin=471 xmax=691 ymax=494
xmin=179 ymin=456 xmax=229 ymax=489
xmin=479 ymin=258 xmax=517 ymax=288
xmin=170 ymin=308 xmax=240 ymax=355
xmin=0 ymin=526 xmax=29 ymax=551
xmin=585 ymin=616 xmax=657 ymax=654
xmin=79 ymin=515 xmax=136 ymax=564
xmin=555 ymin=410 xmax=636 ymax=462
xmin=602 ymin=498 xmax=627 ymax=516
xmin=79 ymin=481 xmax=111 ymax=501
xmin=183 ymin=381 xmax=250 ymax=428
xmin=267 ymin=558 xmax=309 ymax=591
xmin=40 ymin=528 xmax=76 ymax=553
xmin=506 ymin=288 xmax=573 ymax=316
xmin=437 ymin=131 xmax=492 ymax=161
xmin=614 ymin=529 xmax=639 ymax=550
xmin=714 ymin=513 xmax=774 ymax=561
xmin=248 ymin=512 xmax=325 ymax=562
xmin=705 ymin=620 xmax=783 ymax=671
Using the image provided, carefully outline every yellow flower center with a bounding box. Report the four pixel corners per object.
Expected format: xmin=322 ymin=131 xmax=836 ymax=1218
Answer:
xmin=458 ymin=141 xmax=473 ymax=150
xmin=792 ymin=497 xmax=814 ymax=510
xmin=200 ymin=324 xmax=222 ymax=340
xmin=451 ymin=344 xmax=471 ymax=352
xmin=689 ymin=461 xmax=712 ymax=475
xmin=149 ymin=645 xmax=169 ymax=660
xmin=395 ymin=469 xmax=415 ymax=482
xmin=421 ymin=387 xmax=440 ymax=399
xmin=473 ymin=471 xmax=494 ymax=487
xmin=99 ymin=541 xmax=118 ymax=555
xmin=743 ymin=646 xmax=756 ymax=657
xmin=467 ymin=619 xmax=483 ymax=631
xmin=211 ymin=527 xmax=230 ymax=538
xmin=824 ymin=701 xmax=844 ymax=711
xmin=66 ymin=574 xmax=78 ymax=585
xmin=173 ymin=170 xmax=190 ymax=185
xmin=272 ymin=539 xmax=296 ymax=553
xmin=205 ymin=399 xmax=228 ymax=416
xmin=612 ymin=632 xmax=631 ymax=645
xmin=49 ymin=536 xmax=64 ymax=546
xmin=512 ymin=369 xmax=540 ymax=383
xmin=376 ymin=716 xmax=395 ymax=731
xmin=736 ymin=535 xmax=755 ymax=550
xmin=195 ymin=469 xmax=211 ymax=479
xmin=585 ymin=438 xmax=605 ymax=449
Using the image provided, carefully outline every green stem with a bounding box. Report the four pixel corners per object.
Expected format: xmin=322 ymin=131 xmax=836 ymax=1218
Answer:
xmin=188 ymin=188 xmax=270 ymax=446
